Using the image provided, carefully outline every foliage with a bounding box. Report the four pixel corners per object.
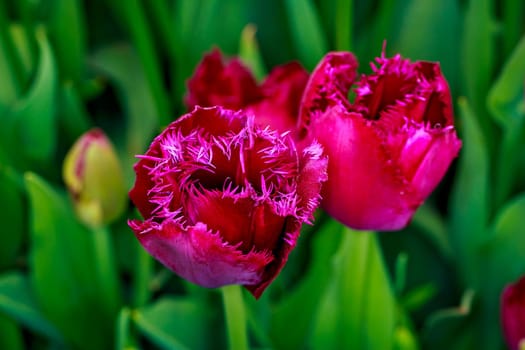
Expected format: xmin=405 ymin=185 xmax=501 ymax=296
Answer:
xmin=0 ymin=0 xmax=524 ymax=349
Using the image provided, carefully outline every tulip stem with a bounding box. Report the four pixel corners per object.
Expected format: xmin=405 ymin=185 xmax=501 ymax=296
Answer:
xmin=221 ymin=285 xmax=249 ymax=350
xmin=92 ymin=225 xmax=121 ymax=316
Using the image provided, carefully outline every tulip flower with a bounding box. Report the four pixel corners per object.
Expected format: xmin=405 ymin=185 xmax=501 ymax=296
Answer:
xmin=298 ymin=51 xmax=461 ymax=231
xmin=63 ymin=128 xmax=127 ymax=228
xmin=501 ymin=275 xmax=525 ymax=350
xmin=185 ymin=48 xmax=309 ymax=134
xmin=128 ymin=106 xmax=327 ymax=298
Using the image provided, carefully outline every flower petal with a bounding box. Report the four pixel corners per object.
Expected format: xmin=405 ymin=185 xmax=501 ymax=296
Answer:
xmin=298 ymin=51 xmax=358 ymax=135
xmin=129 ymin=219 xmax=273 ymax=288
xmin=299 ymin=51 xmax=460 ymax=231
xmin=129 ymin=145 xmax=164 ymax=220
xmin=248 ymin=62 xmax=309 ymax=133
xmin=295 ymin=141 xmax=328 ymax=223
xmin=502 ymin=275 xmax=525 ymax=350
xmin=184 ymin=49 xmax=261 ymax=111
xmin=309 ymin=105 xmax=419 ymax=230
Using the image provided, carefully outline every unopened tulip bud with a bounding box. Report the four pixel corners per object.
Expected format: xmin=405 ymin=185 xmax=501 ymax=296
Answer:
xmin=63 ymin=128 xmax=127 ymax=227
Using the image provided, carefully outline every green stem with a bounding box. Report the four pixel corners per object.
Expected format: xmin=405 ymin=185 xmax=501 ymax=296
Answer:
xmin=221 ymin=285 xmax=249 ymax=350
xmin=133 ymin=242 xmax=153 ymax=307
xmin=92 ymin=225 xmax=121 ymax=315
xmin=335 ymin=0 xmax=352 ymax=51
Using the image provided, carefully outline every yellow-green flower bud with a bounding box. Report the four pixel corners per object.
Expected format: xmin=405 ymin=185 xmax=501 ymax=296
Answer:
xmin=63 ymin=128 xmax=127 ymax=227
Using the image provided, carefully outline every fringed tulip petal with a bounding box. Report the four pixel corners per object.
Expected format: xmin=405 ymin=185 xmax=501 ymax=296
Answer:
xmin=185 ymin=49 xmax=309 ymax=134
xmin=129 ymin=106 xmax=327 ymax=297
xmin=184 ymin=49 xmax=260 ymax=111
xmin=299 ymin=51 xmax=461 ymax=231
xmin=129 ymin=219 xmax=272 ymax=288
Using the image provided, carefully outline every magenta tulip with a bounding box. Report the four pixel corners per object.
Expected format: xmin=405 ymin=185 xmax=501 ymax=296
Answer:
xmin=128 ymin=106 xmax=327 ymax=298
xmin=185 ymin=48 xmax=309 ymax=134
xmin=501 ymin=275 xmax=525 ymax=350
xmin=298 ymin=51 xmax=461 ymax=231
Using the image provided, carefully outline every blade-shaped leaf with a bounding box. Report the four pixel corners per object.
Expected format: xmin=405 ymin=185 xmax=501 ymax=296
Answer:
xmin=461 ymin=0 xmax=495 ymax=130
xmin=270 ymin=219 xmax=343 ymax=350
xmin=47 ymin=0 xmax=86 ymax=81
xmin=25 ymin=173 xmax=114 ymax=350
xmin=0 ymin=314 xmax=23 ymax=350
xmin=483 ymin=194 xmax=525 ymax=302
xmin=284 ymin=0 xmax=328 ymax=70
xmin=449 ymin=97 xmax=490 ymax=286
xmin=311 ymin=229 xmax=397 ymax=349
xmin=0 ymin=166 xmax=24 ymax=269
xmin=422 ymin=290 xmax=475 ymax=350
xmin=133 ymin=297 xmax=211 ymax=350
xmin=10 ymin=29 xmax=57 ymax=164
xmin=239 ymin=24 xmax=267 ymax=81
xmin=0 ymin=271 xmax=62 ymax=342
xmin=487 ymin=35 xmax=525 ymax=127
xmin=395 ymin=0 xmax=460 ymax=91
xmin=90 ymin=44 xmax=158 ymax=186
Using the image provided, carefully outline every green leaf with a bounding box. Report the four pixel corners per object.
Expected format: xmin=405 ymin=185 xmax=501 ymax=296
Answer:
xmin=487 ymin=37 xmax=525 ymax=207
xmin=25 ymin=173 xmax=114 ymax=350
xmin=173 ymin=0 xmax=249 ymax=102
xmin=401 ymin=283 xmax=438 ymax=312
xmin=311 ymin=229 xmax=397 ymax=349
xmin=0 ymin=314 xmax=23 ymax=350
xmin=411 ymin=204 xmax=453 ymax=263
xmin=461 ymin=0 xmax=495 ymax=145
xmin=133 ymin=297 xmax=211 ymax=350
xmin=0 ymin=166 xmax=24 ymax=269
xmin=0 ymin=6 xmax=26 ymax=103
xmin=9 ymin=28 xmax=57 ymax=164
xmin=483 ymin=194 xmax=525 ymax=301
xmin=284 ymin=0 xmax=328 ymax=70
xmin=395 ymin=0 xmax=460 ymax=91
xmin=90 ymin=44 xmax=158 ymax=186
xmin=270 ymin=219 xmax=343 ymax=350
xmin=116 ymin=307 xmax=139 ymax=350
xmin=57 ymin=82 xmax=91 ymax=144
xmin=422 ymin=289 xmax=475 ymax=350
xmin=239 ymin=24 xmax=267 ymax=81
xmin=449 ymin=97 xmax=490 ymax=286
xmin=471 ymin=194 xmax=525 ymax=350
xmin=334 ymin=0 xmax=352 ymax=51
xmin=487 ymin=35 xmax=525 ymax=127
xmin=487 ymin=37 xmax=525 ymax=206
xmin=501 ymin=0 xmax=524 ymax=57
xmin=47 ymin=0 xmax=86 ymax=81
xmin=393 ymin=324 xmax=419 ymax=350
xmin=0 ymin=271 xmax=62 ymax=342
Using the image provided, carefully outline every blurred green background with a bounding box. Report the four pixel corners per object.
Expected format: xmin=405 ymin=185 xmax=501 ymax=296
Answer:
xmin=0 ymin=0 xmax=524 ymax=349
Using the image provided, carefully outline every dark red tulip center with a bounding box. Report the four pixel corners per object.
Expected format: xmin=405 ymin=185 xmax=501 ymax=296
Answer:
xmin=362 ymin=74 xmax=417 ymax=120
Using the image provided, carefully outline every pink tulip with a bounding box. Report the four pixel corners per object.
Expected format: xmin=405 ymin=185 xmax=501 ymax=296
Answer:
xmin=501 ymin=275 xmax=525 ymax=350
xmin=298 ymin=51 xmax=461 ymax=231
xmin=185 ymin=48 xmax=309 ymax=135
xmin=129 ymin=106 xmax=327 ymax=298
